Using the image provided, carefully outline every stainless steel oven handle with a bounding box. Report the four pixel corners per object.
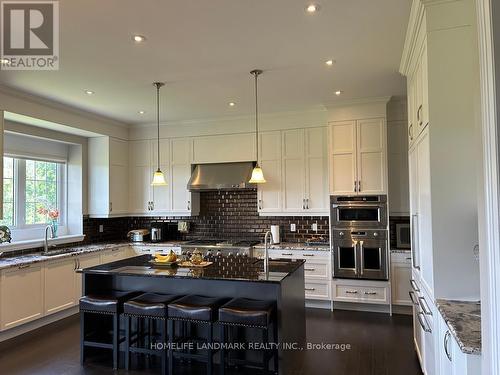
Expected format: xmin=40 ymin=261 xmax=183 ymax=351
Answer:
xmin=410 ymin=279 xmax=420 ymax=292
xmin=353 ymin=240 xmax=358 ymax=275
xmin=417 ymin=312 xmax=432 ymax=333
xmin=409 ymin=291 xmax=418 ymax=305
xmin=418 ymin=296 xmax=433 ymax=316
xmin=444 ymin=331 xmax=452 ymax=361
xmin=359 ymin=240 xmax=364 ymax=276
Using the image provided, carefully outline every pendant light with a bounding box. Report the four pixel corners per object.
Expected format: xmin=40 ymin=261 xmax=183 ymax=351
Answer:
xmin=151 ymin=82 xmax=167 ymax=186
xmin=249 ymin=69 xmax=266 ymax=184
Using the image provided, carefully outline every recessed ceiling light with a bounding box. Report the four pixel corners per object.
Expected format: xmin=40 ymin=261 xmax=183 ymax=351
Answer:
xmin=306 ymin=4 xmax=319 ymax=13
xmin=335 ymin=90 xmax=343 ymax=96
xmin=138 ymin=110 xmax=146 ymax=114
xmin=84 ymin=90 xmax=95 ymax=95
xmin=0 ymin=58 xmax=10 ymax=65
xmin=325 ymin=60 xmax=334 ymax=66
xmin=132 ymin=35 xmax=146 ymax=43
xmin=228 ymin=102 xmax=236 ymax=107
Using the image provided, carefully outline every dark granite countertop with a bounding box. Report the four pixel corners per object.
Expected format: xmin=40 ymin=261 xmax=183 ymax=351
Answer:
xmin=436 ymin=299 xmax=481 ymax=355
xmin=81 ymin=254 xmax=305 ymax=284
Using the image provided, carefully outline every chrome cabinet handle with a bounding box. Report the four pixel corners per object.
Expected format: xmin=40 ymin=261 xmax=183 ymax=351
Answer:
xmin=354 ymin=181 xmax=357 ymax=192
xmin=74 ymin=259 xmax=78 ymax=271
xmin=306 ymin=198 xmax=310 ymax=209
xmin=345 ymin=290 xmax=358 ymax=294
xmin=281 ymin=252 xmax=293 ymax=256
xmin=418 ymin=297 xmax=432 ymax=316
xmin=302 ymin=199 xmax=306 ymax=210
xmin=364 ymin=291 xmax=377 ymax=295
xmin=302 ymin=254 xmax=314 ymax=257
xmin=359 ymin=240 xmax=364 ymax=276
xmin=187 ymin=200 xmax=191 ymax=210
xmin=305 ymin=287 xmax=316 ymax=291
xmin=304 ymin=268 xmax=315 ymax=271
xmin=358 ymin=180 xmax=361 ymax=192
xmin=410 ymin=279 xmax=420 ymax=292
xmin=409 ymin=123 xmax=414 ymax=140
xmin=409 ymin=291 xmax=418 ymax=305
xmin=109 ymin=202 xmax=112 ymax=212
xmin=417 ymin=312 xmax=431 ymax=333
xmin=18 ymin=264 xmax=31 ymax=269
xmin=258 ymin=199 xmax=263 ymax=210
xmin=417 ymin=105 xmax=423 ymax=126
xmin=444 ymin=331 xmax=452 ymax=361
xmin=147 ymin=201 xmax=151 ymax=211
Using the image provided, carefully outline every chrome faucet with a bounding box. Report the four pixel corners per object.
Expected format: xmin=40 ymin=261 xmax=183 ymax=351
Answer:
xmin=44 ymin=225 xmax=55 ymax=254
xmin=264 ymin=230 xmax=274 ymax=274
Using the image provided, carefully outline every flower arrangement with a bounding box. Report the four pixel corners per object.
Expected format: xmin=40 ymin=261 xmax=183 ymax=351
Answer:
xmin=37 ymin=206 xmax=60 ymax=237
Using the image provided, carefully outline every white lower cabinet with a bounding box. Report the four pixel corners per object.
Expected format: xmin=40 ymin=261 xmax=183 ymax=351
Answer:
xmin=75 ymin=253 xmax=102 ymax=301
xmin=332 ymin=279 xmax=390 ymax=305
xmin=0 ymin=264 xmax=44 ymax=330
xmin=266 ymin=248 xmax=332 ymax=301
xmin=44 ymin=258 xmax=78 ymax=315
xmin=390 ymin=251 xmax=412 ymax=306
xmin=437 ymin=315 xmax=481 ymax=375
xmin=100 ymin=246 xmax=128 ymax=263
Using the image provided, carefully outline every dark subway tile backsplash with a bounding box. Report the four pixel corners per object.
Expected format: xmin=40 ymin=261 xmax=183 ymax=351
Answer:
xmin=83 ymin=189 xmax=329 ymax=244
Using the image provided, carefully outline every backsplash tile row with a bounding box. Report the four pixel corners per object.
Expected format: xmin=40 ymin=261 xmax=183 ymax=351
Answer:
xmin=83 ymin=189 xmax=329 ymax=244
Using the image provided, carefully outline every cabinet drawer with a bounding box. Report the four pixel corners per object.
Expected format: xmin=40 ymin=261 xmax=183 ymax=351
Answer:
xmin=304 ymin=262 xmax=330 ymax=280
xmin=305 ymin=281 xmax=331 ymax=300
xmin=391 ymin=251 xmax=412 ymax=264
xmin=268 ymin=249 xmax=297 ymax=259
xmin=334 ymin=284 xmax=389 ymax=304
xmin=296 ymin=250 xmax=330 ymax=261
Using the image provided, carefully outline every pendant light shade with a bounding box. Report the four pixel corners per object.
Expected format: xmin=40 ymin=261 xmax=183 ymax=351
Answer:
xmin=249 ymin=69 xmax=266 ymax=184
xmin=151 ymin=82 xmax=167 ymax=186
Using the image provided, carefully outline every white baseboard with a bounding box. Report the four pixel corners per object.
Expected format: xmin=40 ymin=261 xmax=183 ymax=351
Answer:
xmin=0 ymin=307 xmax=78 ymax=343
xmin=306 ymin=300 xmax=333 ymax=310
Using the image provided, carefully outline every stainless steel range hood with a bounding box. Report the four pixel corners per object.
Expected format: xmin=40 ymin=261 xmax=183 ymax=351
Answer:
xmin=187 ymin=162 xmax=256 ymax=191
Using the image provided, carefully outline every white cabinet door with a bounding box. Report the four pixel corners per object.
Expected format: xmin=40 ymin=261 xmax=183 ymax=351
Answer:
xmin=356 ymin=118 xmax=387 ymax=195
xmin=0 ymin=111 xmax=4 ymax=219
xmin=192 ymin=133 xmax=255 ymax=164
xmin=0 ymin=264 xmax=43 ymax=330
xmin=109 ymin=138 xmax=129 ymax=215
xmin=438 ymin=315 xmax=454 ymax=375
xmin=329 ymin=121 xmax=357 ymax=195
xmin=416 ymin=129 xmax=433 ymax=292
xmin=75 ymin=253 xmax=101 ymax=301
xmin=390 ymin=256 xmax=412 ymax=306
xmin=408 ymin=145 xmax=421 ymax=276
xmin=151 ymin=139 xmax=170 ymax=213
xmin=388 ymin=121 xmax=410 ymax=215
xmin=171 ymin=138 xmax=197 ymax=215
xmin=282 ymin=129 xmax=305 ymax=212
xmin=129 ymin=140 xmax=153 ymax=214
xmin=304 ymin=127 xmax=328 ymax=213
xmin=44 ymin=258 xmax=77 ymax=315
xmin=257 ymin=131 xmax=282 ymax=213
xmin=101 ymin=247 xmax=128 ymax=264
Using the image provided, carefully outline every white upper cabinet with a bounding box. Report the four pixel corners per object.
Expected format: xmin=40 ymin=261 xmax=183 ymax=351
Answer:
xmin=150 ymin=139 xmax=170 ymax=214
xmin=257 ymin=131 xmax=282 ymax=213
xmin=88 ymin=137 xmax=129 ymax=217
xmin=329 ymin=118 xmax=387 ymax=196
xmin=170 ymin=138 xmax=199 ymax=216
xmin=129 ymin=140 xmax=153 ymax=214
xmin=192 ymin=133 xmax=255 ymax=164
xmin=258 ymin=127 xmax=329 ymax=216
xmin=282 ymin=129 xmax=306 ymax=212
xmin=0 ymin=111 xmax=3 ymax=220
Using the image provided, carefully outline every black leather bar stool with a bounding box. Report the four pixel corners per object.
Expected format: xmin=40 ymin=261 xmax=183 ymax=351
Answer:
xmin=218 ymin=298 xmax=278 ymax=375
xmin=167 ymin=295 xmax=229 ymax=375
xmin=79 ymin=290 xmax=140 ymax=369
xmin=123 ymin=293 xmax=181 ymax=374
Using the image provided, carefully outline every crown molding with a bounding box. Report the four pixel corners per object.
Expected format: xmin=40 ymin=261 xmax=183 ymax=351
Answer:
xmin=325 ymin=96 xmax=391 ymax=109
xmin=0 ymin=84 xmax=131 ymax=129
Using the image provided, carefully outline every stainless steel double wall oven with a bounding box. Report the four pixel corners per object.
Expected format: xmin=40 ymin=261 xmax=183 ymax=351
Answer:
xmin=331 ymin=195 xmax=389 ymax=280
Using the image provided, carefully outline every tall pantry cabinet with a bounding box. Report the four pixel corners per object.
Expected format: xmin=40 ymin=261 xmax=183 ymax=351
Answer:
xmin=401 ymin=0 xmax=481 ymax=374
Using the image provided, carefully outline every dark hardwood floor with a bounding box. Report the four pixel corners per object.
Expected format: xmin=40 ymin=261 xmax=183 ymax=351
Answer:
xmin=0 ymin=309 xmax=421 ymax=375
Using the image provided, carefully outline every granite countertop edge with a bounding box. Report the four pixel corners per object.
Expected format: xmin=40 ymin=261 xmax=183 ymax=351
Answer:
xmin=436 ymin=299 xmax=482 ymax=355
xmin=253 ymin=242 xmax=330 ymax=251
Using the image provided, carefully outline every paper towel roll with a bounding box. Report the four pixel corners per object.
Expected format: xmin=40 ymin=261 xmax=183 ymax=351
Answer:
xmin=271 ymin=225 xmax=280 ymax=244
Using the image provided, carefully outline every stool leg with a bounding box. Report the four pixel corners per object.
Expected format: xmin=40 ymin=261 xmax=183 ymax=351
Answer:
xmin=207 ymin=322 xmax=213 ymax=375
xmin=168 ymin=320 xmax=174 ymax=375
xmin=125 ymin=316 xmax=131 ymax=370
xmin=262 ymin=327 xmax=270 ymax=372
xmin=113 ymin=314 xmax=119 ymax=370
xmin=80 ymin=312 xmax=85 ymax=365
xmin=219 ymin=324 xmax=225 ymax=375
xmin=273 ymin=320 xmax=279 ymax=374
xmin=161 ymin=319 xmax=167 ymax=375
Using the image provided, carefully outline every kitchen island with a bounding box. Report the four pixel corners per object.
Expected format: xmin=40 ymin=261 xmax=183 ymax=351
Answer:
xmin=80 ymin=254 xmax=306 ymax=374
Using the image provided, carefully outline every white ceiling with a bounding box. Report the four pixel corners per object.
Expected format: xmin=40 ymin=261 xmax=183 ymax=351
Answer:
xmin=0 ymin=0 xmax=411 ymax=126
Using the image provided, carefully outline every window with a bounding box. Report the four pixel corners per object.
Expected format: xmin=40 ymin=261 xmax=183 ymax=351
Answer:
xmin=0 ymin=157 xmax=65 ymax=233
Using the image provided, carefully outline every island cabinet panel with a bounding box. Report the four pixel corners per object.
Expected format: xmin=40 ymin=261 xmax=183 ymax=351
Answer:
xmin=44 ymin=258 xmax=77 ymax=315
xmin=0 ymin=264 xmax=43 ymax=330
xmin=192 ymin=133 xmax=255 ymax=164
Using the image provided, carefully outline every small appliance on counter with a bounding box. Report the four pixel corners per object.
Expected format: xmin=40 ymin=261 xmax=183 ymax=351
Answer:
xmin=151 ymin=226 xmax=162 ymax=242
xmin=270 ymin=225 xmax=280 ymax=244
xmin=128 ymin=229 xmax=150 ymax=242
